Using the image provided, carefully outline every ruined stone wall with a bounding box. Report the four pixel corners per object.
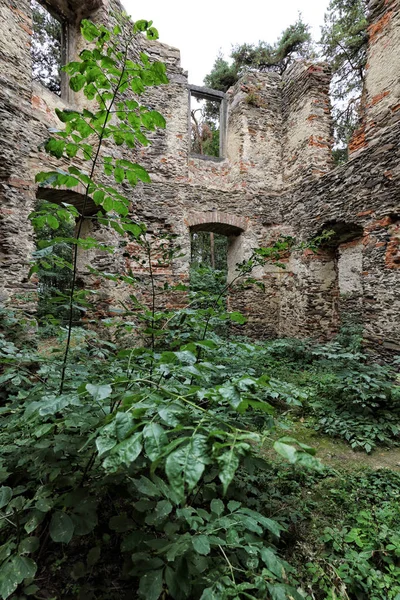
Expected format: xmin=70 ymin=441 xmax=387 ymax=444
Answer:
xmin=0 ymin=0 xmax=37 ymax=310
xmin=282 ymin=62 xmax=333 ymax=185
xmin=0 ymin=0 xmax=399 ymax=351
xmin=351 ymin=0 xmax=400 ymax=156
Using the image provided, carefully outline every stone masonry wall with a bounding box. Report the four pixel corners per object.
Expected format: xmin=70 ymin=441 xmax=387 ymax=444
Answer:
xmin=350 ymin=0 xmax=400 ymax=155
xmin=0 ymin=0 xmax=399 ymax=352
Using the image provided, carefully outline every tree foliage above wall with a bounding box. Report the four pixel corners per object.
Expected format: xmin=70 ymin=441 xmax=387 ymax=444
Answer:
xmin=320 ymin=0 xmax=369 ymax=162
xmin=204 ymin=16 xmax=314 ymax=92
xmin=204 ymin=1 xmax=369 ymax=164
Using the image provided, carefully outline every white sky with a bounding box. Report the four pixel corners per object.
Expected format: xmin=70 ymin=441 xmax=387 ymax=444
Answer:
xmin=124 ymin=0 xmax=331 ymax=84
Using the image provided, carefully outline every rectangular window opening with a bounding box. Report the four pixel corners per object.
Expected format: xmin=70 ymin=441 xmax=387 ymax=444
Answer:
xmin=31 ymin=0 xmax=64 ymax=96
xmin=189 ymin=85 xmax=226 ymax=160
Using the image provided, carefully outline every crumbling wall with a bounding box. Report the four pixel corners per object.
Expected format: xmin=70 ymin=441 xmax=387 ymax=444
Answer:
xmin=0 ymin=0 xmax=399 ymax=352
xmin=350 ymin=0 xmax=400 ymax=155
xmin=0 ymin=0 xmax=37 ymax=311
xmin=282 ymin=62 xmax=333 ymax=185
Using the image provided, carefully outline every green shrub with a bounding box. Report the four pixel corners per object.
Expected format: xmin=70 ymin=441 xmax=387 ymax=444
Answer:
xmin=310 ymin=361 xmax=400 ymax=452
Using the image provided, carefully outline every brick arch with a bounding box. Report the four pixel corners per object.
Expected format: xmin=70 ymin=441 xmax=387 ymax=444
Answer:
xmin=36 ymin=185 xmax=98 ymax=216
xmin=186 ymin=211 xmax=247 ymax=236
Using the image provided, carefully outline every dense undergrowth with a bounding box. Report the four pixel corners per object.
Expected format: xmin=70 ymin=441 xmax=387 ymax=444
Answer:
xmin=1 ymin=14 xmax=400 ymax=600
xmin=1 ymin=295 xmax=400 ymax=599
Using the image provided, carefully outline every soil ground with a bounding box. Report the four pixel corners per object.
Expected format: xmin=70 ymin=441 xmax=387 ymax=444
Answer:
xmin=273 ymin=418 xmax=400 ymax=472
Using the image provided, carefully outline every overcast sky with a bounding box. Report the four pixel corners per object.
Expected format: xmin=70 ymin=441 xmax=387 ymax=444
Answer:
xmin=124 ymin=0 xmax=331 ymax=84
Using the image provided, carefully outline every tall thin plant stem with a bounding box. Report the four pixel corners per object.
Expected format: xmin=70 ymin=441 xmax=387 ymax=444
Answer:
xmin=59 ymin=40 xmax=132 ymax=394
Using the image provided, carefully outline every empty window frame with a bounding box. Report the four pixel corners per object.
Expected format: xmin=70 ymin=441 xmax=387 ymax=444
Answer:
xmin=31 ymin=0 xmax=66 ymax=96
xmin=188 ymin=85 xmax=226 ymax=160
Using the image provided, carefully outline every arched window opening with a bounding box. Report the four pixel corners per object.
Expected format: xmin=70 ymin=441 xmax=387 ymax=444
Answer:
xmin=188 ymin=213 xmax=246 ymax=296
xmin=190 ymin=230 xmax=229 ymax=297
xmin=31 ymin=0 xmax=64 ymax=96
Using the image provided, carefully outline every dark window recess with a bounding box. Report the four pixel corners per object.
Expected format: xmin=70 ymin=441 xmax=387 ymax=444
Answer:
xmin=189 ymin=85 xmax=226 ymax=159
xmin=31 ymin=0 xmax=63 ymax=96
xmin=190 ymin=231 xmax=228 ymax=271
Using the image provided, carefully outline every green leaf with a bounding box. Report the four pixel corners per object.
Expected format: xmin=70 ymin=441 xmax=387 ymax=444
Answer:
xmin=115 ymin=412 xmax=133 ymax=441
xmin=45 ymin=139 xmax=65 ymax=159
xmin=146 ymin=27 xmax=159 ymax=40
xmin=109 ymin=432 xmax=143 ymax=468
xmin=260 ymin=548 xmax=284 ymax=578
xmin=210 ymin=499 xmax=224 ymax=516
xmin=0 ymin=556 xmax=37 ymax=600
xmin=192 ymin=535 xmax=211 ymax=556
xmin=114 ymin=166 xmax=125 ymax=183
xmin=134 ymin=19 xmax=150 ymax=32
xmin=81 ymin=19 xmax=100 ymax=42
xmin=227 ymin=500 xmax=241 ymax=512
xmin=267 ymin=583 xmax=304 ymax=600
xmin=35 ymin=497 xmax=53 ymax=512
xmin=229 ymin=311 xmax=246 ymax=324
xmin=69 ymin=74 xmax=86 ymax=92
xmin=126 ymin=170 xmax=138 ymax=186
xmin=165 ymin=435 xmax=209 ymax=502
xmin=218 ymin=450 xmax=240 ymax=494
xmin=0 ymin=487 xmax=12 ymax=509
xmin=149 ymin=110 xmax=166 ymax=128
xmin=19 ymin=537 xmax=40 ymax=555
xmin=49 ymin=511 xmax=74 ymax=544
xmin=0 ymin=558 xmax=17 ymax=600
xmin=143 ymin=423 xmax=167 ymax=461
xmin=131 ymin=163 xmax=151 ymax=183
xmin=133 ymin=476 xmax=160 ymax=498
xmin=138 ymin=568 xmax=163 ymax=600
xmin=87 ymin=546 xmax=101 ymax=567
xmin=145 ymin=500 xmax=173 ymax=525
xmin=96 ymin=434 xmax=116 ymax=457
xmin=218 ymin=383 xmax=241 ymax=410
xmin=86 ymin=383 xmax=112 ymax=401
xmin=46 ymin=215 xmax=59 ymax=229
xmin=23 ymin=584 xmax=40 ymax=595
xmin=273 ymin=441 xmax=297 ymax=464
xmin=200 ymin=589 xmax=218 ymax=600
xmin=109 ymin=513 xmax=134 ymax=532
